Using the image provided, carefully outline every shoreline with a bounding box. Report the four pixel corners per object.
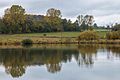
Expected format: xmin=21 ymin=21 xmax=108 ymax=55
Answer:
xmin=0 ymin=43 xmax=119 ymax=49
xmin=0 ymin=37 xmax=120 ymax=45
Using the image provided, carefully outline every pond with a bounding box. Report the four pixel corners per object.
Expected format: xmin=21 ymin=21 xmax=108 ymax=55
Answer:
xmin=0 ymin=44 xmax=120 ymax=80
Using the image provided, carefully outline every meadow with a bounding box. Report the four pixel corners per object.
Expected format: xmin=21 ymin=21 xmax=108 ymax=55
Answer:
xmin=0 ymin=31 xmax=107 ymax=45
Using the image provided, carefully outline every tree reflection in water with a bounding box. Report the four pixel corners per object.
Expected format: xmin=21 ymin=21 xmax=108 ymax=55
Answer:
xmin=106 ymin=45 xmax=120 ymax=59
xmin=5 ymin=65 xmax=25 ymax=78
xmin=77 ymin=45 xmax=98 ymax=67
xmin=0 ymin=45 xmax=119 ymax=78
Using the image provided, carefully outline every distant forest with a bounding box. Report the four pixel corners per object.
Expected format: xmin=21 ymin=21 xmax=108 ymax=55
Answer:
xmin=0 ymin=5 xmax=119 ymax=34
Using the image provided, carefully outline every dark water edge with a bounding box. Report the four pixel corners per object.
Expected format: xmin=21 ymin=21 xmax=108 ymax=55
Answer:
xmin=0 ymin=44 xmax=119 ymax=80
xmin=0 ymin=39 xmax=120 ymax=45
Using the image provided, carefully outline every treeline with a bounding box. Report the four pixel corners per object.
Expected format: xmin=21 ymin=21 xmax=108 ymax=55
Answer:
xmin=0 ymin=5 xmax=97 ymax=34
xmin=0 ymin=5 xmax=119 ymax=34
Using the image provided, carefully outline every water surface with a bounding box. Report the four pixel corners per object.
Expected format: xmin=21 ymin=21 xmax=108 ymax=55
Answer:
xmin=0 ymin=45 xmax=119 ymax=80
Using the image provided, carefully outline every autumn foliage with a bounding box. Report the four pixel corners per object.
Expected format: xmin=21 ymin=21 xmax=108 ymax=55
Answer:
xmin=78 ymin=30 xmax=99 ymax=40
xmin=106 ymin=31 xmax=120 ymax=40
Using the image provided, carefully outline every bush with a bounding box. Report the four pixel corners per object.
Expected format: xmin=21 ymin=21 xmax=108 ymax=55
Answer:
xmin=78 ymin=30 xmax=99 ymax=41
xmin=21 ymin=39 xmax=33 ymax=45
xmin=43 ymin=34 xmax=47 ymax=37
xmin=106 ymin=31 xmax=120 ymax=40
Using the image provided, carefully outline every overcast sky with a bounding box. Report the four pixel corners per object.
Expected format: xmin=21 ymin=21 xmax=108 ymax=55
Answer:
xmin=0 ymin=0 xmax=120 ymax=26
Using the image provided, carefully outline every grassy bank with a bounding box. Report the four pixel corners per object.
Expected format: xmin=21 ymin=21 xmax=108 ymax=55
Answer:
xmin=0 ymin=32 xmax=78 ymax=45
xmin=0 ymin=31 xmax=119 ymax=45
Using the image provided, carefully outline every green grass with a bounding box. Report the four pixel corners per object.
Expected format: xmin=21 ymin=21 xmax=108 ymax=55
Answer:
xmin=0 ymin=31 xmax=108 ymax=44
xmin=0 ymin=31 xmax=107 ymax=38
xmin=14 ymin=32 xmax=80 ymax=37
xmin=97 ymin=31 xmax=107 ymax=38
xmin=0 ymin=32 xmax=80 ymax=45
xmin=0 ymin=31 xmax=119 ymax=45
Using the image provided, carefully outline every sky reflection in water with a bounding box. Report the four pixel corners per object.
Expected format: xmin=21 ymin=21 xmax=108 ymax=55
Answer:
xmin=0 ymin=45 xmax=119 ymax=80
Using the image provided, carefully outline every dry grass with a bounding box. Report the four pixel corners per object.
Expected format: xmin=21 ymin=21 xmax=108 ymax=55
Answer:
xmin=0 ymin=32 xmax=119 ymax=45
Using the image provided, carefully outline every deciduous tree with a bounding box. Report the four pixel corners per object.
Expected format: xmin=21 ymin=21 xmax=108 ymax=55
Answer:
xmin=3 ymin=5 xmax=26 ymax=33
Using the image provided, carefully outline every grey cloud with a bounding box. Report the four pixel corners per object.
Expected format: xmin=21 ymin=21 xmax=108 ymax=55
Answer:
xmin=0 ymin=1 xmax=11 ymax=8
xmin=1 ymin=0 xmax=120 ymax=25
xmin=6 ymin=0 xmax=120 ymax=16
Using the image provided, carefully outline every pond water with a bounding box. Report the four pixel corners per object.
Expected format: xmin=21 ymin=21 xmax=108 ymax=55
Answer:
xmin=0 ymin=45 xmax=120 ymax=80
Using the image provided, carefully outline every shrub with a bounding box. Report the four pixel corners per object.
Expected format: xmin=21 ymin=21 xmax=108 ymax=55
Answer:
xmin=43 ymin=34 xmax=47 ymax=37
xmin=78 ymin=30 xmax=99 ymax=41
xmin=106 ymin=31 xmax=120 ymax=40
xmin=21 ymin=39 xmax=33 ymax=45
